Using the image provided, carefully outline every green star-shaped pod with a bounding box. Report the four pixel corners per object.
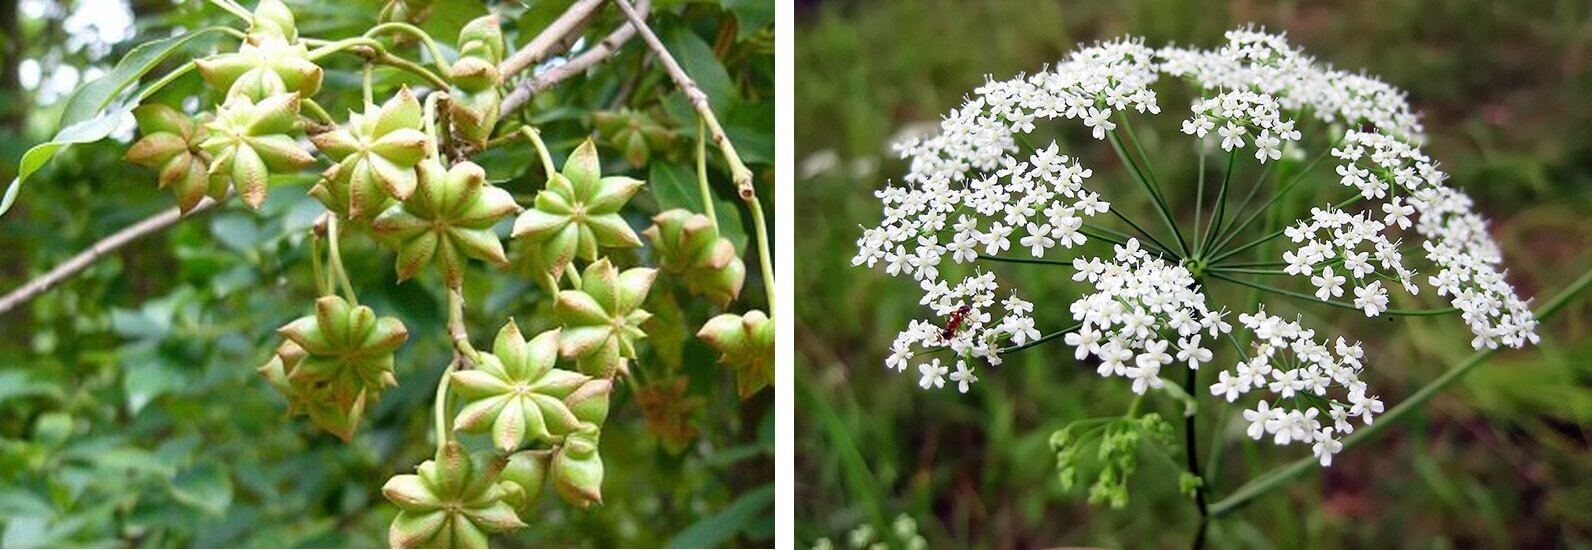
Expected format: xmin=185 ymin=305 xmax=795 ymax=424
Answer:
xmin=311 ymin=87 xmax=434 ymax=220
xmin=197 ymin=93 xmax=314 ymax=208
xmin=383 ymin=442 xmax=526 ymax=548
xmin=698 ymin=309 xmax=774 ymax=398
xmin=550 ymin=427 xmax=604 ymax=509
xmin=370 ymin=158 xmax=520 ymax=288
xmin=554 ymin=258 xmax=656 ymax=377
xmin=511 ymin=139 xmax=645 ymax=284
xmin=195 ymin=39 xmax=321 ymax=102
xmin=449 ymin=321 xmax=597 ymax=451
xmin=257 ymin=340 xmax=377 ymax=441
xmin=125 ymin=104 xmax=225 ymax=213
xmin=276 ymin=296 xmax=408 ymax=414
xmin=644 ymin=208 xmax=747 ymax=306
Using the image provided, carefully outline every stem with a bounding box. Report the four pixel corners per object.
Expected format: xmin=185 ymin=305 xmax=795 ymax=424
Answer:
xmin=364 ymin=22 xmax=451 ymax=74
xmin=1108 ymin=207 xmax=1177 ymax=257
xmin=0 ymin=193 xmax=231 ymax=316
xmin=499 ymin=0 xmax=650 ymax=116
xmin=1209 ymin=195 xmax=1363 ymax=264
xmin=497 ymin=0 xmax=606 ymax=78
xmin=748 ymin=195 xmax=776 ymax=315
xmin=447 ymin=288 xmax=483 ymax=363
xmin=1208 ymin=272 xmax=1456 ymax=316
xmin=434 ymin=361 xmax=456 ymax=456
xmin=1208 ymin=141 xmax=1338 ymax=256
xmin=1200 ymin=149 xmax=1239 ymax=256
xmin=325 ymin=216 xmax=359 ymax=306
xmin=206 ymin=0 xmax=251 ymax=21
xmin=1207 ymin=265 xmax=1592 ymax=517
xmin=308 ymin=37 xmax=451 ymax=90
xmin=1185 ymin=365 xmax=1210 ymax=549
xmin=1210 ymin=160 xmax=1275 ymax=250
xmin=309 ymin=234 xmax=330 ymax=296
xmin=563 ymin=263 xmax=584 ymax=289
xmin=361 ymin=63 xmax=374 ymax=105
xmin=696 ymin=117 xmax=719 ymax=229
xmin=978 ymin=254 xmax=1073 ymax=267
xmin=519 ymin=127 xmax=558 ymax=183
xmin=996 ymin=322 xmax=1083 ymax=354
xmin=611 ymin=0 xmax=755 ymax=199
xmin=1194 ymin=140 xmax=1207 ymax=252
xmin=1111 ymin=115 xmax=1188 ymax=256
xmin=301 ymin=97 xmax=335 ymax=124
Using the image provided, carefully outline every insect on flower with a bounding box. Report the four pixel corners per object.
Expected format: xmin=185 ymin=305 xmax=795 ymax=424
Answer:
xmin=940 ymin=305 xmax=972 ymax=342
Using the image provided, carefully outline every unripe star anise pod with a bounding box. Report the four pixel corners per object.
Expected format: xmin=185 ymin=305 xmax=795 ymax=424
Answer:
xmin=311 ymin=87 xmax=433 ymax=220
xmin=125 ymin=104 xmax=224 ymax=213
xmin=594 ymin=109 xmax=673 ymax=168
xmin=370 ymin=158 xmax=519 ymax=288
xmin=550 ymin=427 xmax=605 ymax=509
xmin=258 ymin=340 xmax=372 ymax=441
xmin=698 ymin=309 xmax=774 ymax=398
xmin=450 ymin=321 xmax=594 ymax=451
xmin=198 ymin=93 xmax=314 ymax=209
xmin=275 ymin=296 xmax=408 ymax=424
xmin=195 ymin=0 xmax=319 ymax=102
xmin=383 ymin=441 xmax=526 ymax=549
xmin=512 ymin=140 xmax=645 ymax=284
xmin=555 ymin=258 xmax=656 ymax=377
xmin=448 ymin=16 xmax=504 ymax=148
xmin=496 ymin=449 xmax=550 ymax=511
xmin=644 ymin=209 xmax=746 ymax=306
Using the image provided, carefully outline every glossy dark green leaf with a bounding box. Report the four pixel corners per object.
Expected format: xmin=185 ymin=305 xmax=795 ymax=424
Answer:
xmin=659 ymin=21 xmax=738 ymax=113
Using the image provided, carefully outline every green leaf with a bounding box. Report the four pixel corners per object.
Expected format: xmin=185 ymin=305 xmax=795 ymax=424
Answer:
xmin=722 ymin=0 xmax=774 ymax=40
xmin=666 ymin=483 xmax=774 ymax=548
xmin=1 ymin=27 xmax=232 ymax=219
xmin=659 ymin=21 xmax=738 ymax=113
xmin=210 ymin=212 xmax=262 ymax=253
xmin=650 ymin=161 xmax=703 ymax=213
xmin=170 ymin=463 xmax=234 ymax=516
xmin=0 ymin=371 xmax=64 ymax=405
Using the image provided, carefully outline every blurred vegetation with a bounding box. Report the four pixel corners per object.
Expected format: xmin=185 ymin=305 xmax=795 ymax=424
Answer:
xmin=0 ymin=0 xmax=775 ymax=547
xmin=794 ymin=0 xmax=1592 ymax=547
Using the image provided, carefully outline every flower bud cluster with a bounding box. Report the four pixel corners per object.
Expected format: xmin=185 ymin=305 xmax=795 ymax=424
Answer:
xmin=450 ymin=16 xmax=506 ymax=147
xmin=698 ymin=309 xmax=773 ymax=397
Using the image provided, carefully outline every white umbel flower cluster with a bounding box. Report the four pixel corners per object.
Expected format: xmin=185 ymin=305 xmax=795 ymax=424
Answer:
xmin=1209 ymin=308 xmax=1382 ymax=467
xmin=855 ymin=27 xmax=1538 ymax=468
xmin=1069 ymin=239 xmax=1231 ymax=394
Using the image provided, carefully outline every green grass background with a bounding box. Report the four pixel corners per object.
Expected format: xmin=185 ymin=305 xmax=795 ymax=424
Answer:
xmin=794 ymin=0 xmax=1592 ymax=547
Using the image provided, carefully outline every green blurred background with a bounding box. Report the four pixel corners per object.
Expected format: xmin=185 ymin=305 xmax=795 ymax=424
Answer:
xmin=795 ymin=0 xmax=1592 ymax=547
xmin=0 ymin=0 xmax=775 ymax=547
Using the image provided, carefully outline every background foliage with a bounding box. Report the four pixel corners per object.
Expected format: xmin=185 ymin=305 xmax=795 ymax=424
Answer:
xmin=0 ymin=0 xmax=774 ymax=547
xmin=794 ymin=0 xmax=1592 ymax=547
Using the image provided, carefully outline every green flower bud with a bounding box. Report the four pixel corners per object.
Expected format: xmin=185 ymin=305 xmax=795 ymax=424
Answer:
xmin=449 ymin=321 xmax=591 ymax=451
xmin=275 ymin=296 xmax=408 ymax=434
xmin=198 ymin=93 xmax=314 ymax=209
xmin=248 ymin=0 xmax=298 ymax=43
xmin=384 ymin=442 xmax=526 ymax=548
xmin=643 ymin=209 xmax=746 ymax=306
xmin=450 ymin=15 xmax=503 ymax=92
xmin=594 ymin=109 xmax=673 ymax=169
xmin=370 ymin=158 xmax=520 ymax=288
xmin=697 ymin=309 xmax=773 ymax=398
xmin=550 ymin=428 xmax=603 ymax=509
xmin=554 ymin=258 xmax=656 ymax=377
xmin=196 ymin=40 xmax=321 ymax=102
xmin=497 ymin=449 xmax=551 ymax=511
xmin=126 ymin=104 xmax=224 ymax=213
xmin=311 ymin=87 xmax=433 ymax=220
xmin=257 ymin=339 xmax=374 ymax=441
xmin=511 ymin=140 xmax=645 ymax=283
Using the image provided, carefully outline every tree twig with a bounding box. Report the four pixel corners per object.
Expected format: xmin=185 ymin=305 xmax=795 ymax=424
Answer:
xmin=497 ymin=0 xmax=606 ymax=78
xmin=498 ymin=0 xmax=650 ymax=116
xmin=609 ymin=0 xmax=753 ymax=198
xmin=0 ymin=193 xmax=231 ymax=317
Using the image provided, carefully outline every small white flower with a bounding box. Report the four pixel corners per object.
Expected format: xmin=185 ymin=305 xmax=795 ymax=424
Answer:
xmin=1218 ymin=122 xmax=1247 ymax=151
xmin=949 ymin=361 xmax=978 ymax=393
xmin=1353 ymin=280 xmax=1389 ymax=317
xmin=918 ymin=359 xmax=948 ymax=390
xmin=1310 ymin=266 xmax=1346 ymax=300
xmin=1312 ymin=428 xmax=1343 ymax=466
